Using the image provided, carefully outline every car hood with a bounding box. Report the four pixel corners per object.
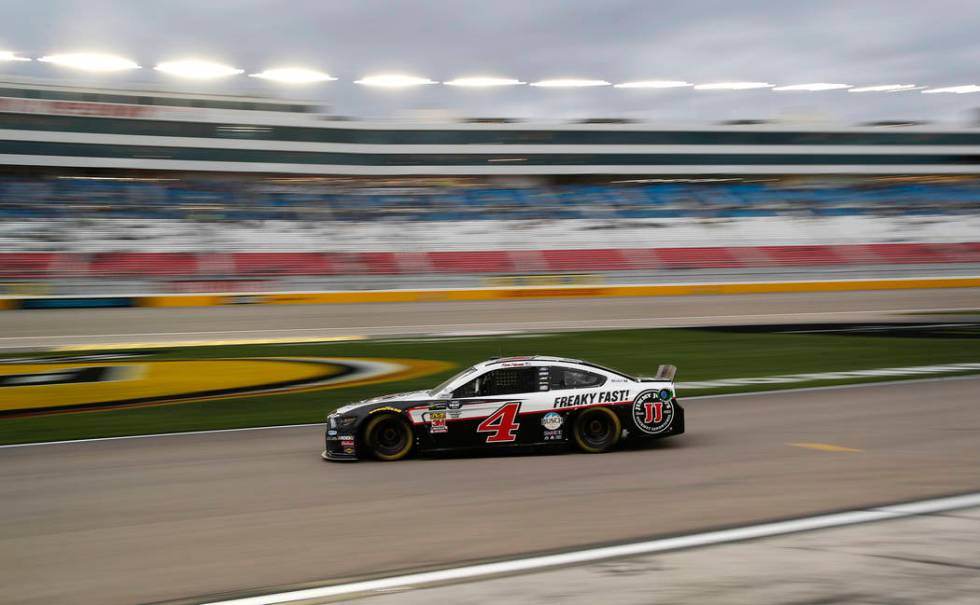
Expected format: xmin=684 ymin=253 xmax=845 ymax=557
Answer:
xmin=334 ymin=390 xmax=432 ymax=415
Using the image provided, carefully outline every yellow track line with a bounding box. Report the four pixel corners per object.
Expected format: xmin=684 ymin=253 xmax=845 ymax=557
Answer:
xmin=3 ymin=276 xmax=979 ymax=310
xmin=788 ymin=442 xmax=863 ymax=453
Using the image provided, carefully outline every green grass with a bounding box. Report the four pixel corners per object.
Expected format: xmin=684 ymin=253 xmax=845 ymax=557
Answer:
xmin=2 ymin=325 xmax=979 ymax=445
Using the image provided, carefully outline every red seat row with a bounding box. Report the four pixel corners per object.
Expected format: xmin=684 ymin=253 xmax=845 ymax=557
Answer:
xmin=1 ymin=243 xmax=978 ymax=278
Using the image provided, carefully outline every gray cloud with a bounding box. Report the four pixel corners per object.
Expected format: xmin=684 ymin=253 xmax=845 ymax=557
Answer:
xmin=1 ymin=0 xmax=979 ymax=122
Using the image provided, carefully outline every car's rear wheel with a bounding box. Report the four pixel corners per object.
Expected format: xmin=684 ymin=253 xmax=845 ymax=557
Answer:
xmin=362 ymin=414 xmax=414 ymax=461
xmin=572 ymin=407 xmax=622 ymax=453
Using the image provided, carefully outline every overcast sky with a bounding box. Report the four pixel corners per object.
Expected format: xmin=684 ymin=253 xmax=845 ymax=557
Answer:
xmin=2 ymin=0 xmax=979 ymax=123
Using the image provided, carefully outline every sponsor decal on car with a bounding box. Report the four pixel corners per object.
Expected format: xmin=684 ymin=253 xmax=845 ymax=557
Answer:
xmin=553 ymin=389 xmax=630 ymax=408
xmin=447 ymin=400 xmax=463 ymax=418
xmin=543 ymin=429 xmax=563 ymax=441
xmin=477 ymin=402 xmax=521 ymax=443
xmin=631 ymin=390 xmax=675 ymax=435
xmin=429 ymin=411 xmax=448 ymax=433
xmin=541 ymin=412 xmax=563 ymax=431
xmin=542 ymin=408 xmax=564 ymax=441
xmin=368 ymin=406 xmax=403 ymax=415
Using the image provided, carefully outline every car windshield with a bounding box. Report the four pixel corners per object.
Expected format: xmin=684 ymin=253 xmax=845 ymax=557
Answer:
xmin=429 ymin=366 xmax=478 ymax=396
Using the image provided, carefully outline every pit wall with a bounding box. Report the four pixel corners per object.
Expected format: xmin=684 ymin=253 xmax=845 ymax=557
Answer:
xmin=2 ymin=276 xmax=979 ymax=310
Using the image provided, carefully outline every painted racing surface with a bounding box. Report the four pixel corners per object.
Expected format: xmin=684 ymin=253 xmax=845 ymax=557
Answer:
xmin=0 ymin=355 xmax=449 ymax=417
xmin=323 ymin=356 xmax=683 ymax=460
xmin=2 ymin=320 xmax=978 ymax=446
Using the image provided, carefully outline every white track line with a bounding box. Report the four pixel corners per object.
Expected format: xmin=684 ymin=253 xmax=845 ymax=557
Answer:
xmin=689 ymin=373 xmax=980 ymax=400
xmin=199 ymin=491 xmax=980 ymax=605
xmin=678 ymin=362 xmax=980 ymax=389
xmin=0 ymin=423 xmax=324 ymax=449
xmin=781 ymin=322 xmax=980 ymax=334
xmin=2 ymin=373 xmax=978 ymax=450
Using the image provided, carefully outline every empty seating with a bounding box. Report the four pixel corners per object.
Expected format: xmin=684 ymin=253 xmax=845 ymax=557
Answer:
xmin=1 ymin=242 xmax=978 ymax=280
xmin=756 ymin=246 xmax=846 ymax=266
xmin=341 ymin=252 xmax=401 ymax=274
xmin=863 ymin=244 xmax=956 ymax=264
xmin=427 ymin=251 xmax=514 ymax=273
xmin=88 ymin=253 xmax=198 ymax=277
xmin=540 ymin=249 xmax=633 ymax=272
xmin=2 ymin=176 xmax=978 ymax=220
xmin=231 ymin=253 xmax=332 ymax=276
xmin=0 ymin=253 xmax=55 ymax=278
xmin=652 ymin=247 xmax=744 ymax=269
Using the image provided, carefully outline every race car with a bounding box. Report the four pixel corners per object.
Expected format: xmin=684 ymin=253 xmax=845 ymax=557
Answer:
xmin=323 ymin=355 xmax=683 ymax=461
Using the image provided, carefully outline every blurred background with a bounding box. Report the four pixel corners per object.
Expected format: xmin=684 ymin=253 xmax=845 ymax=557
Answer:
xmin=0 ymin=0 xmax=979 ymax=296
xmin=2 ymin=2 xmax=980 ymax=605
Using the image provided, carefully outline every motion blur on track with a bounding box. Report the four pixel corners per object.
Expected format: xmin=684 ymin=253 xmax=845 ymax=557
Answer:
xmin=3 ymin=1 xmax=980 ymax=604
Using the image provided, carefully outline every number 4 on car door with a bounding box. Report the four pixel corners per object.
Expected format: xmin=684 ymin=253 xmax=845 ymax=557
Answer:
xmin=477 ymin=402 xmax=521 ymax=443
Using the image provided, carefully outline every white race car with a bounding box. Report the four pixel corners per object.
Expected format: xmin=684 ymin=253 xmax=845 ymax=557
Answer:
xmin=323 ymin=355 xmax=683 ymax=461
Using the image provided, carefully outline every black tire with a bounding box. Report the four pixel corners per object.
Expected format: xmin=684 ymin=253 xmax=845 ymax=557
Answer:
xmin=572 ymin=406 xmax=622 ymax=453
xmin=362 ymin=414 xmax=413 ymax=461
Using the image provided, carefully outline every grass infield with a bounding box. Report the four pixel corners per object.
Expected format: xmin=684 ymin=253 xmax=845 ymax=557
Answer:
xmin=1 ymin=323 xmax=979 ymax=445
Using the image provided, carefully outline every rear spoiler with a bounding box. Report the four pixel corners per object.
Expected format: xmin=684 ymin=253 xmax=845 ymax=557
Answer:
xmin=653 ymin=364 xmax=676 ymax=382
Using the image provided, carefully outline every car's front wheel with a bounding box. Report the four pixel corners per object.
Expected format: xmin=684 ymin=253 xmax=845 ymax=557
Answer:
xmin=362 ymin=413 xmax=414 ymax=461
xmin=572 ymin=407 xmax=622 ymax=453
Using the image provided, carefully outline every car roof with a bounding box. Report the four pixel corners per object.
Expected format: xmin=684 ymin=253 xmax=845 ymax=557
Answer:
xmin=477 ymin=356 xmax=638 ymax=380
xmin=479 ymin=355 xmax=581 ymax=368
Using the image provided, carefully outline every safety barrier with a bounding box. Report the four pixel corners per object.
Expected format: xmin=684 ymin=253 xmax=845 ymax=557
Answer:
xmin=3 ymin=275 xmax=979 ymax=310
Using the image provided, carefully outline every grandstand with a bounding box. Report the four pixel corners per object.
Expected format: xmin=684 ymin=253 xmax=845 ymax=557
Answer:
xmin=2 ymin=176 xmax=979 ymax=254
xmin=2 ymin=177 xmax=980 ymax=222
xmin=0 ymin=80 xmax=978 ymax=292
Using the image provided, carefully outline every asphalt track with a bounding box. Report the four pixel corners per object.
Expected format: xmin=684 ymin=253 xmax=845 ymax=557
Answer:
xmin=1 ymin=287 xmax=979 ymax=348
xmin=2 ymin=376 xmax=979 ymax=605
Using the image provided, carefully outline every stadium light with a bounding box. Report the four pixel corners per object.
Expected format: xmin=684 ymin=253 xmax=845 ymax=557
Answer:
xmin=39 ymin=52 xmax=139 ymax=71
xmin=922 ymin=85 xmax=980 ymax=94
xmin=848 ymin=84 xmax=919 ymax=93
xmin=0 ymin=51 xmax=30 ymax=62
xmin=354 ymin=74 xmax=438 ymax=87
xmin=530 ymin=79 xmax=610 ymax=88
xmin=772 ymin=83 xmax=851 ymax=91
xmin=694 ymin=82 xmax=773 ymax=90
xmin=444 ymin=77 xmax=525 ymax=87
xmin=155 ymin=60 xmax=244 ymax=79
xmin=614 ymin=80 xmax=692 ymax=89
xmin=249 ymin=67 xmax=336 ymax=83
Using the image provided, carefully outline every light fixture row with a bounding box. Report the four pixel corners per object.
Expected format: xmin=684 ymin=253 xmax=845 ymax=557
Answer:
xmin=2 ymin=52 xmax=979 ymax=93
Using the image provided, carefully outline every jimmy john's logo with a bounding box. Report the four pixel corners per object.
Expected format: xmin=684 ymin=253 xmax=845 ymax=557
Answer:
xmin=631 ymin=390 xmax=674 ymax=435
xmin=553 ymin=389 xmax=630 ymax=408
xmin=0 ymin=357 xmax=452 ymax=418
